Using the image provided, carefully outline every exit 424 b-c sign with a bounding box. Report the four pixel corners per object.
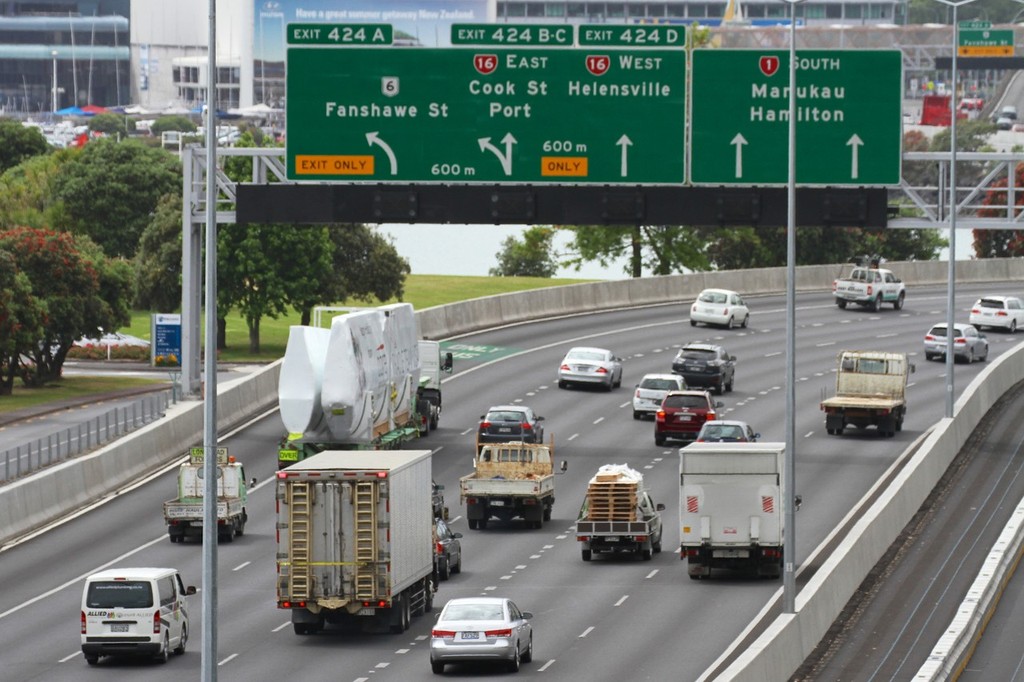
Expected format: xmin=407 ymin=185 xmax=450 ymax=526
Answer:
xmin=285 ymin=47 xmax=687 ymax=184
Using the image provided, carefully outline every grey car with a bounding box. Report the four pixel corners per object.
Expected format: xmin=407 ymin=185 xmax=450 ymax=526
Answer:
xmin=557 ymin=346 xmax=623 ymax=391
xmin=430 ymin=597 xmax=534 ymax=674
xmin=923 ymin=322 xmax=989 ymax=363
xmin=433 ymin=517 xmax=462 ymax=581
xmin=476 ymin=405 xmax=545 ymax=452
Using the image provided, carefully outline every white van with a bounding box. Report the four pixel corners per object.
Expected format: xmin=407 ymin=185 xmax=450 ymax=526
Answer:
xmin=81 ymin=567 xmax=196 ymax=665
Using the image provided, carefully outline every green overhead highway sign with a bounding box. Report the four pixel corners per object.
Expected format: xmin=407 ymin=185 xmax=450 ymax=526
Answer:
xmin=287 ymin=23 xmax=392 ymax=45
xmin=689 ymin=49 xmax=902 ymax=186
xmin=286 ymin=43 xmax=686 ymax=184
xmin=958 ymin=29 xmax=1013 ymax=56
xmin=451 ymin=24 xmax=574 ymax=45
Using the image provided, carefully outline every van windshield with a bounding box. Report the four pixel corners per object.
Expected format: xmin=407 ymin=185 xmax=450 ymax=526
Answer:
xmin=86 ymin=581 xmax=154 ymax=609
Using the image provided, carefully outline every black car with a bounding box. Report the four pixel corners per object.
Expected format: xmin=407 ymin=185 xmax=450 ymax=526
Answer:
xmin=476 ymin=405 xmax=545 ymax=452
xmin=671 ymin=343 xmax=736 ymax=395
xmin=434 ymin=518 xmax=463 ymax=581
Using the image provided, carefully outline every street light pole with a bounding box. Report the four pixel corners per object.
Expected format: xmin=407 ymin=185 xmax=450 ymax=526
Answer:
xmin=933 ymin=0 xmax=976 ymax=418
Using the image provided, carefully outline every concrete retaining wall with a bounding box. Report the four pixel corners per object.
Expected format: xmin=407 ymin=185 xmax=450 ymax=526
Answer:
xmin=0 ymin=362 xmax=281 ymax=546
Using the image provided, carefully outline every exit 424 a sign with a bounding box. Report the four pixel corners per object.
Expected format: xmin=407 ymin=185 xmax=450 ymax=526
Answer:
xmin=690 ymin=50 xmax=902 ymax=186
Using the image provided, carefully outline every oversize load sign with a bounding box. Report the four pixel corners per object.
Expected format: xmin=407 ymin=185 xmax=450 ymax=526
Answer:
xmin=286 ymin=47 xmax=686 ymax=184
xmin=690 ymin=49 xmax=902 ymax=186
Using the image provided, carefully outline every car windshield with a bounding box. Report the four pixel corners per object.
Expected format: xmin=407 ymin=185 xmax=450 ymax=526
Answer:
xmin=704 ymin=425 xmax=744 ymax=440
xmin=680 ymin=349 xmax=715 ymax=360
xmin=664 ymin=395 xmax=708 ymax=409
xmin=486 ymin=411 xmax=526 ymax=422
xmin=698 ymin=291 xmax=728 ymax=304
xmin=86 ymin=581 xmax=154 ymax=609
xmin=978 ymin=299 xmax=1006 ymax=310
xmin=640 ymin=378 xmax=678 ymax=390
xmin=928 ymin=326 xmax=948 ymax=338
xmin=568 ymin=350 xmax=606 ymax=362
xmin=443 ymin=603 xmax=505 ymax=621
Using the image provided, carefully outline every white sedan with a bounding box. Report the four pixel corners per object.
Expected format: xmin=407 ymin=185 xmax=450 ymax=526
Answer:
xmin=690 ymin=288 xmax=750 ymax=329
xmin=969 ymin=296 xmax=1024 ymax=333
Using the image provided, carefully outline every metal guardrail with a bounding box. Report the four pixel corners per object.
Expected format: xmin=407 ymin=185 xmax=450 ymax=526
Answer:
xmin=0 ymin=390 xmax=175 ymax=484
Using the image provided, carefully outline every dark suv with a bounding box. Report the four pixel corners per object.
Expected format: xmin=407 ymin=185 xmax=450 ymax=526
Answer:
xmin=671 ymin=343 xmax=736 ymax=395
xmin=655 ymin=390 xmax=723 ymax=446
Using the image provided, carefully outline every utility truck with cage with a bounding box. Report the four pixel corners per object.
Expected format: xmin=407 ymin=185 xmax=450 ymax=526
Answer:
xmin=460 ymin=441 xmax=566 ymax=529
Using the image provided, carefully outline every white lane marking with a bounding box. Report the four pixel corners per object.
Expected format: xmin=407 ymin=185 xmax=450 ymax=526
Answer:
xmin=415 ymin=635 xmax=428 ymax=641
xmin=805 ymin=432 xmax=814 ymax=438
xmin=876 ymin=333 xmax=898 ymax=338
xmin=764 ymin=351 xmax=782 ymax=357
xmin=219 ymin=653 xmax=239 ymax=666
xmin=530 ymin=554 xmax=542 ymax=559
xmin=593 ymin=417 xmax=604 ymax=425
xmin=375 ymin=662 xmax=390 ymax=668
xmin=542 ymin=546 xmax=554 ymax=550
xmin=614 ymin=595 xmax=629 ymax=606
xmin=518 ymin=564 xmax=529 ymax=568
xmin=272 ymin=621 xmax=291 ymax=632
xmin=653 ymin=457 xmax=663 ymax=462
xmin=816 ymin=341 xmax=836 ymax=347
xmin=526 ymin=392 xmax=537 ymax=396
xmin=619 ymin=401 xmax=631 ymax=408
xmin=514 ymin=398 xmax=524 ymax=403
xmin=645 ymin=570 xmax=658 ymax=580
xmin=579 ymin=626 xmax=595 ymax=638
xmin=538 ymin=660 xmax=556 ymax=672
xmin=556 ymin=534 xmax=567 ymax=539
xmin=396 ymin=648 xmax=410 ymax=654
xmin=485 ymin=586 xmax=497 ymax=591
xmin=567 ymin=433 xmax=579 ymax=441
xmin=233 ymin=561 xmax=251 ymax=571
xmin=460 ymin=428 xmax=474 ymax=435
xmin=58 ymin=651 xmax=80 ymax=663
xmin=501 ymin=575 xmax=512 ymax=580
xmin=644 ymin=465 xmax=653 ymax=469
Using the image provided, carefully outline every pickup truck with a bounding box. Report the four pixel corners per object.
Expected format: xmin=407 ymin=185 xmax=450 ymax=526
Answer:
xmin=164 ymin=449 xmax=253 ymax=543
xmin=820 ymin=350 xmax=912 ymax=437
xmin=832 ymin=266 xmax=905 ymax=311
xmin=460 ymin=441 xmax=565 ymax=530
xmin=576 ymin=464 xmax=665 ymax=561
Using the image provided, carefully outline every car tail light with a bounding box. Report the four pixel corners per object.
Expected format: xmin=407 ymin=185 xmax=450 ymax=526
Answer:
xmin=997 ymin=311 xmax=1008 ymax=317
xmin=559 ymin=364 xmax=571 ymax=371
xmin=480 ymin=421 xmax=492 ymax=429
xmin=954 ymin=337 xmax=966 ymax=345
xmin=522 ymin=422 xmax=532 ymax=431
xmin=595 ymin=367 xmax=608 ymax=374
xmin=867 ymin=285 xmax=874 ymax=295
xmin=924 ymin=334 xmax=936 ymax=341
xmin=706 ymin=411 xmax=716 ymax=421
xmin=635 ymin=389 xmax=641 ymax=398
xmin=432 ymin=630 xmax=456 ymax=639
xmin=81 ymin=611 xmax=87 ymax=634
xmin=656 ymin=410 xmax=666 ymax=423
xmin=485 ymin=628 xmax=512 ymax=638
xmin=436 ymin=542 xmax=444 ymax=554
xmin=153 ymin=609 xmax=161 ymax=634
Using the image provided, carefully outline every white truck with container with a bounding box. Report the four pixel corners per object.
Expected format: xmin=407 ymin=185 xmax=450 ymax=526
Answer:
xmin=679 ymin=442 xmax=786 ymax=580
xmin=163 ymin=447 xmax=253 ymax=543
xmin=820 ymin=350 xmax=912 ymax=437
xmin=276 ymin=449 xmax=436 ymax=635
xmin=460 ymin=441 xmax=565 ymax=530
xmin=576 ymin=464 xmax=665 ymax=561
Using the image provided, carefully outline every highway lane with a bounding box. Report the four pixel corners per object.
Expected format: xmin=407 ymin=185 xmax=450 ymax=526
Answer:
xmin=0 ymin=281 xmax=1018 ymax=681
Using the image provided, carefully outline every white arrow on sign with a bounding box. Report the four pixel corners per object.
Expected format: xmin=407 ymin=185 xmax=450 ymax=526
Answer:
xmin=846 ymin=134 xmax=863 ymax=180
xmin=616 ymin=134 xmax=633 ymax=177
xmin=478 ymin=133 xmax=517 ymax=176
xmin=366 ymin=132 xmax=397 ymax=175
xmin=731 ymin=133 xmax=748 ymax=178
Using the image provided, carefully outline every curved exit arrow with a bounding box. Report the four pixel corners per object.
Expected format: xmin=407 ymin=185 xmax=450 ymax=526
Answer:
xmin=846 ymin=134 xmax=863 ymax=180
xmin=366 ymin=132 xmax=398 ymax=175
xmin=478 ymin=133 xmax=517 ymax=176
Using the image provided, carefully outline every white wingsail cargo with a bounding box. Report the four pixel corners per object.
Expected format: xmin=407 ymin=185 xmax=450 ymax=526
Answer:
xmin=278 ymin=326 xmax=332 ymax=439
xmin=379 ymin=303 xmax=421 ymax=429
xmin=321 ymin=309 xmax=390 ymax=443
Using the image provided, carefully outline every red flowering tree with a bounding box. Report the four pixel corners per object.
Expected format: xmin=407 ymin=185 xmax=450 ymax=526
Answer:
xmin=0 ymin=227 xmax=131 ymax=386
xmin=975 ymin=162 xmax=1024 ymax=257
xmin=0 ymin=248 xmax=46 ymax=394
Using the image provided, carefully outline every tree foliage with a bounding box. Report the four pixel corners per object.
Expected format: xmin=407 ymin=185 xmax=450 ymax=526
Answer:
xmin=0 ymin=248 xmax=47 ymax=395
xmin=50 ymin=138 xmax=181 ymax=258
xmin=490 ymin=226 xmax=559 ymax=277
xmin=133 ymin=193 xmax=184 ymax=311
xmin=0 ymin=119 xmax=50 ymax=176
xmin=0 ymin=227 xmax=131 ymax=386
xmin=976 ymin=160 xmax=1024 ymax=257
xmin=149 ymin=115 xmax=197 ymax=135
xmin=0 ymin=151 xmax=71 ymax=230
xmin=88 ymin=112 xmax=134 ymax=137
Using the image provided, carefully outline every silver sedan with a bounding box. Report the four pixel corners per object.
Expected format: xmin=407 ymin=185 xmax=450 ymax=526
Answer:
xmin=923 ymin=323 xmax=989 ymax=363
xmin=557 ymin=346 xmax=623 ymax=391
xmin=430 ymin=597 xmax=533 ymax=674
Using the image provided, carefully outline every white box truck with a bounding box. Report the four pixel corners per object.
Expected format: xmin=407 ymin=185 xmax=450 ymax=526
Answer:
xmin=276 ymin=449 xmax=435 ymax=634
xmin=679 ymin=442 xmax=786 ymax=580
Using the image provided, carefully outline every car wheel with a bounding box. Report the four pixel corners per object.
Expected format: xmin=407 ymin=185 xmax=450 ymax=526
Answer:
xmin=558 ymin=380 xmax=567 ymax=389
xmin=741 ymin=314 xmax=749 ymax=328
xmin=837 ymin=299 xmax=847 ymax=309
xmin=633 ymin=410 xmax=641 ymax=420
xmin=523 ymin=635 xmax=534 ymax=663
xmin=468 ymin=519 xmax=478 ymax=530
xmin=507 ymin=640 xmax=521 ymax=672
xmin=85 ymin=655 xmax=99 ymax=666
xmin=655 ymin=433 xmax=666 ymax=447
xmin=726 ymin=374 xmax=734 ymax=392
xmin=1011 ymin=320 xmax=1018 ymax=333
xmin=453 ymin=552 xmax=462 ymax=574
xmin=432 ymin=661 xmax=445 ymax=675
xmin=726 ymin=316 xmax=735 ymax=329
xmin=894 ymin=291 xmax=905 ymax=310
xmin=981 ymin=346 xmax=989 ymax=362
xmin=605 ymin=379 xmax=613 ymax=392
xmin=968 ymin=348 xmax=975 ymax=364
xmin=173 ymin=623 xmax=188 ymax=655
xmin=690 ymin=319 xmax=697 ymax=327
xmin=438 ymin=555 xmax=450 ymax=581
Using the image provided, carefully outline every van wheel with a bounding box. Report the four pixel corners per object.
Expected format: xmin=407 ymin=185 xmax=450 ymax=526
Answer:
xmin=156 ymin=632 xmax=170 ymax=664
xmin=173 ymin=623 xmax=188 ymax=655
xmin=84 ymin=655 xmax=99 ymax=666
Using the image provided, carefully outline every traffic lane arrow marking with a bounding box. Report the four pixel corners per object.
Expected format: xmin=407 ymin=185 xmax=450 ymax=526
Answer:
xmin=478 ymin=133 xmax=517 ymax=176
xmin=731 ymin=133 xmax=748 ymax=178
xmin=617 ymin=134 xmax=633 ymax=177
xmin=846 ymin=134 xmax=863 ymax=180
xmin=366 ymin=131 xmax=398 ymax=175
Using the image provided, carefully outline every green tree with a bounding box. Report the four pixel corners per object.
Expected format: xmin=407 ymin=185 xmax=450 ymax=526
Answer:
xmin=976 ymin=161 xmax=1024 ymax=257
xmin=0 ymin=151 xmax=71 ymax=229
xmin=0 ymin=119 xmax=50 ymax=175
xmin=0 ymin=248 xmax=47 ymax=395
xmin=88 ymin=112 xmax=134 ymax=138
xmin=490 ymin=226 xmax=559 ymax=277
xmin=51 ymin=138 xmax=181 ymax=258
xmin=0 ymin=227 xmax=131 ymax=385
xmin=149 ymin=115 xmax=197 ymax=135
xmin=561 ymin=225 xmax=710 ymax=277
xmin=133 ymin=193 xmax=183 ymax=311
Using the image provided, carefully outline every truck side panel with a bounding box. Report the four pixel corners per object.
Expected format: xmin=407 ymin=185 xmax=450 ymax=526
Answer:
xmin=679 ymin=479 xmax=782 ymax=546
xmin=387 ymin=455 xmax=434 ymax=594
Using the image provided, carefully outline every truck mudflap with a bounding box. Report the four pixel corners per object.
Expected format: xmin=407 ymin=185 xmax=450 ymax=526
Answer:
xmin=682 ymin=544 xmax=783 ymax=579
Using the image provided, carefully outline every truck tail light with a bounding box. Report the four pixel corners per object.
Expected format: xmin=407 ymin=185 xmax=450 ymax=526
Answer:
xmin=831 ymin=280 xmax=837 ymax=293
xmin=634 ymin=535 xmax=648 ymax=542
xmin=432 ymin=629 xmax=456 ymax=639
xmin=279 ymin=600 xmax=307 ymax=609
xmin=577 ymin=536 xmax=589 ymax=542
xmin=81 ymin=611 xmax=87 ymax=634
xmin=485 ymin=628 xmax=512 ymax=638
xmin=153 ymin=609 xmax=162 ymax=634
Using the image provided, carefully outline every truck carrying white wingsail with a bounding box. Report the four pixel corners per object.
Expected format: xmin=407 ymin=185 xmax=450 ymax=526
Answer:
xmin=321 ymin=309 xmax=390 ymax=443
xmin=277 ymin=325 xmax=332 ymax=440
xmin=379 ymin=303 xmax=421 ymax=430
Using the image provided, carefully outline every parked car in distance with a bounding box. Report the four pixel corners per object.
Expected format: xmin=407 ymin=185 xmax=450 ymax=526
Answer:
xmin=923 ymin=322 xmax=989 ymax=363
xmin=477 ymin=406 xmax=545 ymax=451
xmin=689 ymin=288 xmax=750 ymax=329
xmin=433 ymin=517 xmax=463 ymax=582
xmin=695 ymin=419 xmax=760 ymax=443
xmin=557 ymin=346 xmax=623 ymax=391
xmin=654 ymin=390 xmax=723 ymax=446
xmin=671 ymin=343 xmax=736 ymax=394
xmin=430 ymin=597 xmax=534 ymax=674
xmin=632 ymin=373 xmax=686 ymax=420
xmin=969 ymin=296 xmax=1024 ymax=333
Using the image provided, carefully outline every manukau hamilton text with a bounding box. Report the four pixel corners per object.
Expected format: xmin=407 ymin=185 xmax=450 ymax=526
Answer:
xmin=750 ymin=58 xmax=845 ymax=123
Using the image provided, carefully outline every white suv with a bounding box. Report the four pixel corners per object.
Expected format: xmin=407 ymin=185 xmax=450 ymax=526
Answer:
xmin=632 ymin=373 xmax=686 ymax=420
